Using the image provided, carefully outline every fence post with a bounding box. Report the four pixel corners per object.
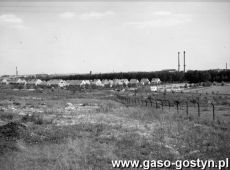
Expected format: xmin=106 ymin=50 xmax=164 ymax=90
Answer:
xmin=176 ymin=101 xmax=179 ymax=114
xmin=211 ymin=103 xmax=215 ymax=121
xmin=145 ymin=100 xmax=148 ymax=107
xmin=186 ymin=102 xmax=189 ymax=116
xmin=197 ymin=102 xmax=200 ymax=118
xmin=161 ymin=100 xmax=164 ymax=110
xmin=168 ymin=100 xmax=170 ymax=110
xmin=156 ymin=100 xmax=158 ymax=108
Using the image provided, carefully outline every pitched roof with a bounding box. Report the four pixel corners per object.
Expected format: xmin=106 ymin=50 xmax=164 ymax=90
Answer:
xmin=140 ymin=78 xmax=150 ymax=83
xmin=129 ymin=79 xmax=139 ymax=84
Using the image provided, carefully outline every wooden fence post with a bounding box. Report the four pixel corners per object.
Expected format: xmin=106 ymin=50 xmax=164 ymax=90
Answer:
xmin=176 ymin=101 xmax=179 ymax=114
xmin=161 ymin=100 xmax=163 ymax=110
xmin=168 ymin=101 xmax=170 ymax=110
xmin=186 ymin=102 xmax=189 ymax=116
xmin=197 ymin=102 xmax=200 ymax=118
xmin=156 ymin=100 xmax=158 ymax=109
xmin=211 ymin=103 xmax=215 ymax=121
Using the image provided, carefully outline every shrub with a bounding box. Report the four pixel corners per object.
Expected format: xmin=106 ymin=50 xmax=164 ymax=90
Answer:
xmin=221 ymin=81 xmax=225 ymax=86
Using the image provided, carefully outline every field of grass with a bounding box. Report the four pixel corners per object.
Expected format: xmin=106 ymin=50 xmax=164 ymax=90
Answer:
xmin=0 ymin=85 xmax=230 ymax=170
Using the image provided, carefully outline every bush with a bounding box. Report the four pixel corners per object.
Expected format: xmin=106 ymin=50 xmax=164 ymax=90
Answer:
xmin=221 ymin=81 xmax=225 ymax=86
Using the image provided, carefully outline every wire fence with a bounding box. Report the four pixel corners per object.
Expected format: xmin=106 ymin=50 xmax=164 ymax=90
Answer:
xmin=116 ymin=94 xmax=217 ymax=121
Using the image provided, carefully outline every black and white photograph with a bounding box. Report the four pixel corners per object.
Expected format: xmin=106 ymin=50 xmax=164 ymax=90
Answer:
xmin=0 ymin=0 xmax=230 ymax=169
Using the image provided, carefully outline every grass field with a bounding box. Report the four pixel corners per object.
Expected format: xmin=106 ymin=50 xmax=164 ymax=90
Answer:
xmin=0 ymin=85 xmax=230 ymax=170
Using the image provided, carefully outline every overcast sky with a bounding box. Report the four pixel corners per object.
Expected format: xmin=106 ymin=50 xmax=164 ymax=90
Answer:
xmin=0 ymin=1 xmax=230 ymax=75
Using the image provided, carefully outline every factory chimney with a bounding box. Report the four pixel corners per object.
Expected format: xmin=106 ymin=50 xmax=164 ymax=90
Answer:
xmin=183 ymin=51 xmax=186 ymax=72
xmin=16 ymin=66 xmax=18 ymax=77
xmin=178 ymin=52 xmax=180 ymax=72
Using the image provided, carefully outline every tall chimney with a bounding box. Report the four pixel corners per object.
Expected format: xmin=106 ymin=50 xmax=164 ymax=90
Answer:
xmin=183 ymin=51 xmax=186 ymax=72
xmin=226 ymin=62 xmax=228 ymax=70
xmin=16 ymin=66 xmax=18 ymax=76
xmin=178 ymin=52 xmax=180 ymax=72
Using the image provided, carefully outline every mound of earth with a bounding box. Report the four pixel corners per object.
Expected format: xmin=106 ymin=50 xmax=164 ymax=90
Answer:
xmin=0 ymin=122 xmax=27 ymax=139
xmin=0 ymin=122 xmax=28 ymax=154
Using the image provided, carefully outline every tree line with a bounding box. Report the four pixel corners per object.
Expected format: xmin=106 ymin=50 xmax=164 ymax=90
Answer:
xmin=34 ymin=70 xmax=230 ymax=83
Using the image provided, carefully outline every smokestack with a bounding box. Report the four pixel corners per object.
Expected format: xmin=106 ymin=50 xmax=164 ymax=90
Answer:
xmin=178 ymin=52 xmax=180 ymax=72
xmin=183 ymin=51 xmax=186 ymax=72
xmin=16 ymin=66 xmax=18 ymax=76
xmin=226 ymin=62 xmax=228 ymax=70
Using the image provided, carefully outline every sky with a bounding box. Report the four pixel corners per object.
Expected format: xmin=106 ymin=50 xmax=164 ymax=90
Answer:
xmin=0 ymin=1 xmax=230 ymax=75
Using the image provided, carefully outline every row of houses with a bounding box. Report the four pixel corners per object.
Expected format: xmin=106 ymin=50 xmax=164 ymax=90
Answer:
xmin=1 ymin=78 xmax=161 ymax=87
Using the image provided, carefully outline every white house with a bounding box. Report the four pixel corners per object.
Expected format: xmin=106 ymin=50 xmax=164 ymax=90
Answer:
xmin=35 ymin=79 xmax=43 ymax=86
xmin=17 ymin=79 xmax=27 ymax=85
xmin=82 ymin=80 xmax=91 ymax=86
xmin=39 ymin=81 xmax=47 ymax=86
xmin=92 ymin=79 xmax=104 ymax=87
xmin=58 ymin=80 xmax=69 ymax=87
xmin=140 ymin=78 xmax=150 ymax=85
xmin=113 ymin=79 xmax=123 ymax=86
xmin=151 ymin=78 xmax=161 ymax=84
xmin=129 ymin=79 xmax=139 ymax=85
xmin=1 ymin=79 xmax=9 ymax=85
xmin=102 ymin=79 xmax=110 ymax=87
xmin=121 ymin=79 xmax=129 ymax=86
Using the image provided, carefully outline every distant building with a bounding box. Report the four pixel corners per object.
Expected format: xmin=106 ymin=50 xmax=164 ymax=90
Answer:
xmin=1 ymin=78 xmax=9 ymax=85
xmin=58 ymin=80 xmax=69 ymax=87
xmin=140 ymin=78 xmax=150 ymax=85
xmin=113 ymin=79 xmax=123 ymax=86
xmin=102 ymin=79 xmax=111 ymax=87
xmin=27 ymin=79 xmax=43 ymax=86
xmin=16 ymin=79 xmax=27 ymax=85
xmin=151 ymin=78 xmax=161 ymax=84
xmin=161 ymin=69 xmax=177 ymax=72
xmin=129 ymin=79 xmax=139 ymax=85
xmin=92 ymin=79 xmax=104 ymax=87
xmin=121 ymin=79 xmax=129 ymax=86
xmin=82 ymin=80 xmax=91 ymax=86
xmin=39 ymin=81 xmax=47 ymax=86
xmin=35 ymin=79 xmax=43 ymax=86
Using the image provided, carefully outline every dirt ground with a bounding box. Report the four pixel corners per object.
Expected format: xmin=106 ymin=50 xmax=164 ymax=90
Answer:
xmin=0 ymin=86 xmax=229 ymax=170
